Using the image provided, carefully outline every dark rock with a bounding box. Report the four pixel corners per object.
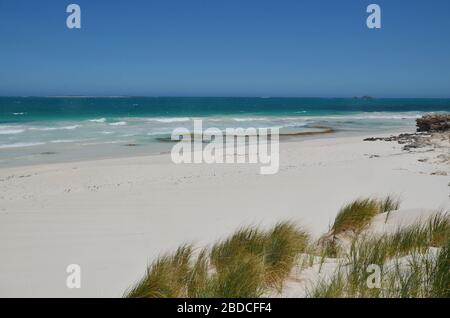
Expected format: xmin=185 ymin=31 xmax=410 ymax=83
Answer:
xmin=416 ymin=114 xmax=450 ymax=132
xmin=364 ymin=133 xmax=421 ymax=145
xmin=363 ymin=137 xmax=382 ymax=141
xmin=363 ymin=131 xmax=436 ymax=152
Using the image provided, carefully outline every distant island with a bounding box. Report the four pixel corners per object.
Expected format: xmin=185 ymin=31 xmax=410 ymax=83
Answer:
xmin=352 ymin=96 xmax=375 ymax=100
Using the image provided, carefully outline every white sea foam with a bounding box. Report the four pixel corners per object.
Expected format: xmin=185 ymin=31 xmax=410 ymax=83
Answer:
xmin=12 ymin=112 xmax=26 ymax=116
xmin=232 ymin=117 xmax=268 ymax=122
xmin=0 ymin=129 xmax=25 ymax=135
xmin=109 ymin=121 xmax=127 ymax=126
xmin=79 ymin=140 xmax=125 ymax=146
xmin=28 ymin=125 xmax=82 ymax=131
xmin=88 ymin=118 xmax=107 ymax=123
xmin=50 ymin=139 xmax=77 ymax=143
xmin=149 ymin=117 xmax=190 ymax=123
xmin=281 ymin=122 xmax=309 ymax=128
xmin=0 ymin=142 xmax=46 ymax=149
xmin=147 ymin=131 xmax=171 ymax=136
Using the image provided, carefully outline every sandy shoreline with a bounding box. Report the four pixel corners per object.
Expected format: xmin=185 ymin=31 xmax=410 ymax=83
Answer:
xmin=0 ymin=130 xmax=449 ymax=297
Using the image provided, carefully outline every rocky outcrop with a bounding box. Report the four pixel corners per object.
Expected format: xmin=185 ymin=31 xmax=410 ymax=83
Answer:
xmin=363 ymin=133 xmax=428 ymax=151
xmin=364 ymin=133 xmax=421 ymax=143
xmin=416 ymin=114 xmax=450 ymax=132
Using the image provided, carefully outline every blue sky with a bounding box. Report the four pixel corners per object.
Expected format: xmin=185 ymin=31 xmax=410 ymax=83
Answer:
xmin=0 ymin=0 xmax=449 ymax=97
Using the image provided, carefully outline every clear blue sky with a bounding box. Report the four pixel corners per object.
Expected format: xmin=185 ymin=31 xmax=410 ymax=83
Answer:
xmin=0 ymin=0 xmax=449 ymax=97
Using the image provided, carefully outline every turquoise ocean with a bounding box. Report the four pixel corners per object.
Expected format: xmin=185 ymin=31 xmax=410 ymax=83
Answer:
xmin=1 ymin=97 xmax=449 ymax=166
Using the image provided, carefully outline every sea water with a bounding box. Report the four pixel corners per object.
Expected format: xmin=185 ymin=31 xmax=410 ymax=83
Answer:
xmin=1 ymin=97 xmax=449 ymax=167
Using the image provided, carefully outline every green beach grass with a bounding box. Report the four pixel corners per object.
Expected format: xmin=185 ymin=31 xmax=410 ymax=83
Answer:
xmin=125 ymin=196 xmax=449 ymax=298
xmin=125 ymin=221 xmax=309 ymax=298
xmin=331 ymin=196 xmax=401 ymax=235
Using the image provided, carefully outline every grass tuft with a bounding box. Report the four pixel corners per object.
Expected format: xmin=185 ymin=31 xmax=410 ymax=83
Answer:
xmin=126 ymin=222 xmax=309 ymax=298
xmin=125 ymin=244 xmax=194 ymax=298
xmin=379 ymin=195 xmax=402 ymax=213
xmin=332 ymin=198 xmax=380 ymax=235
xmin=427 ymin=212 xmax=450 ymax=247
xmin=211 ymin=222 xmax=308 ymax=289
xmin=383 ymin=213 xmax=450 ymax=257
xmin=332 ymin=196 xmax=402 ymax=235
xmin=207 ymin=254 xmax=266 ymax=298
xmin=310 ymin=212 xmax=449 ymax=298
xmin=381 ymin=195 xmax=401 ymax=223
xmin=307 ymin=270 xmax=345 ymax=298
xmin=263 ymin=222 xmax=309 ymax=287
xmin=429 ymin=238 xmax=450 ymax=297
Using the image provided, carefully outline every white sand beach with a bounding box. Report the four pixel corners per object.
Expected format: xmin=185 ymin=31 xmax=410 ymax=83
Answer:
xmin=0 ymin=130 xmax=449 ymax=297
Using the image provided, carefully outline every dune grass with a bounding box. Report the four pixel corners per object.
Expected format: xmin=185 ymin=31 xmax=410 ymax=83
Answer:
xmin=320 ymin=236 xmax=341 ymax=258
xmin=309 ymin=241 xmax=449 ymax=298
xmin=379 ymin=195 xmax=402 ymax=213
xmin=125 ymin=196 xmax=447 ymax=299
xmin=206 ymin=254 xmax=267 ymax=298
xmin=125 ymin=244 xmax=196 ymax=298
xmin=320 ymin=196 xmax=401 ymax=258
xmin=344 ymin=237 xmax=388 ymax=297
xmin=382 ymin=212 xmax=450 ymax=257
xmin=429 ymin=238 xmax=450 ymax=297
xmin=332 ymin=197 xmax=398 ymax=235
xmin=307 ymin=270 xmax=346 ymax=298
xmin=311 ymin=242 xmax=449 ymax=298
xmin=125 ymin=222 xmax=309 ymax=298
xmin=309 ymin=213 xmax=450 ymax=298
xmin=427 ymin=212 xmax=450 ymax=247
xmin=344 ymin=213 xmax=449 ymax=297
xmin=211 ymin=222 xmax=309 ymax=290
xmin=381 ymin=196 xmax=401 ymax=223
xmin=383 ymin=242 xmax=450 ymax=298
